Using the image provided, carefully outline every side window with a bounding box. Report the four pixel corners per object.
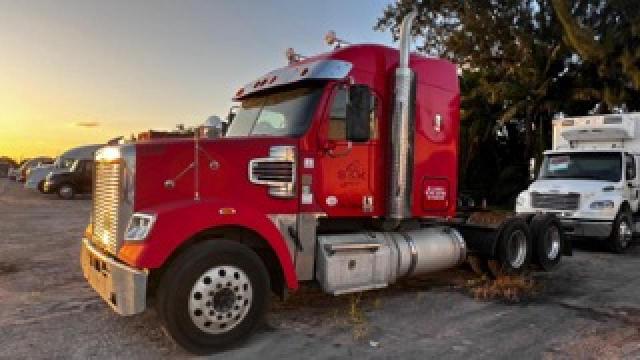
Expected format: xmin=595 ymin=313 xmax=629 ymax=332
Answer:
xmin=328 ymin=86 xmax=378 ymax=141
xmin=626 ymin=154 xmax=636 ymax=180
xmin=328 ymin=87 xmax=347 ymax=140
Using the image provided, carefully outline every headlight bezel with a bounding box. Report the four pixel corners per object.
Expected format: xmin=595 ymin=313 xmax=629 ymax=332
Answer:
xmin=124 ymin=212 xmax=157 ymax=241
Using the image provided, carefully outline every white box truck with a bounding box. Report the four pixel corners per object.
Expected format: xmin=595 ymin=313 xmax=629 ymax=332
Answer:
xmin=516 ymin=113 xmax=640 ymax=252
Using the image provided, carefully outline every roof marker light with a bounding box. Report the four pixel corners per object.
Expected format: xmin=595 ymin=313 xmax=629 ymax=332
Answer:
xmin=325 ymin=30 xmax=351 ymax=48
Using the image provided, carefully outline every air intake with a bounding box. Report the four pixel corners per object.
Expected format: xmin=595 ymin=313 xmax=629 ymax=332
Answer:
xmin=249 ymin=146 xmax=296 ymax=198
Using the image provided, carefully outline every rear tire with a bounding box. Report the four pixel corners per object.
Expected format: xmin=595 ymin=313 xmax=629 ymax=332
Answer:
xmin=530 ymin=213 xmax=564 ymax=271
xmin=156 ymin=240 xmax=270 ymax=355
xmin=57 ymin=184 xmax=75 ymax=200
xmin=609 ymin=207 xmax=633 ymax=254
xmin=489 ymin=217 xmax=532 ymax=277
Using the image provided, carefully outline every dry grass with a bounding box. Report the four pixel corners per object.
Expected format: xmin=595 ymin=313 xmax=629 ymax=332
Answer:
xmin=466 ymin=211 xmax=513 ymax=226
xmin=348 ymin=293 xmax=369 ymax=340
xmin=270 ymin=286 xmax=376 ymax=340
xmin=465 ymin=274 xmax=539 ymax=302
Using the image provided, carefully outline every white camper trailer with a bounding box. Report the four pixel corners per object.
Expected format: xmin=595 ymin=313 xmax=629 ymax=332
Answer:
xmin=516 ymin=113 xmax=640 ymax=252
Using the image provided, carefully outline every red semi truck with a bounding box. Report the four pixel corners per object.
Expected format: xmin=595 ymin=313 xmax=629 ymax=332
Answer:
xmin=81 ymin=13 xmax=569 ymax=354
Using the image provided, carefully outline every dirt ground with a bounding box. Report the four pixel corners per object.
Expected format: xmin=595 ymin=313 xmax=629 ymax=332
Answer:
xmin=2 ymin=178 xmax=640 ymax=359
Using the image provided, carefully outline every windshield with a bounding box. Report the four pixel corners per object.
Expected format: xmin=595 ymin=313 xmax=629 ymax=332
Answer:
xmin=69 ymin=160 xmax=81 ymax=172
xmin=539 ymin=152 xmax=622 ymax=182
xmin=226 ymin=85 xmax=324 ymax=137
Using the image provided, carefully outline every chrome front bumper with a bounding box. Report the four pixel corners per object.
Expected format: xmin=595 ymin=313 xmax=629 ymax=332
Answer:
xmin=81 ymin=238 xmax=148 ymax=315
xmin=560 ymin=219 xmax=613 ymax=238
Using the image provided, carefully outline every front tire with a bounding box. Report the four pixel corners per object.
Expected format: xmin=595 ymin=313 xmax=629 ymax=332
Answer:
xmin=37 ymin=180 xmax=45 ymax=193
xmin=609 ymin=208 xmax=633 ymax=253
xmin=156 ymin=240 xmax=270 ymax=355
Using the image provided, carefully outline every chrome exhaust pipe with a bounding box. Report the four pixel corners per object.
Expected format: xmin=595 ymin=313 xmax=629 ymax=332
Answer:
xmin=388 ymin=11 xmax=417 ymax=223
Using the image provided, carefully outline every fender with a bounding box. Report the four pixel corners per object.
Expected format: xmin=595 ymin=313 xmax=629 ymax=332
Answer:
xmin=121 ymin=199 xmax=298 ymax=290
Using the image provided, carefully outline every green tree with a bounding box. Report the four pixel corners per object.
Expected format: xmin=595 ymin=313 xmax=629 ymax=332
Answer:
xmin=552 ymin=0 xmax=640 ymax=111
xmin=377 ymin=0 xmax=577 ymax=206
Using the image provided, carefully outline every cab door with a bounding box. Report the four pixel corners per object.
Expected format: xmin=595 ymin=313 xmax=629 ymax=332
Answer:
xmin=80 ymin=160 xmax=94 ymax=194
xmin=316 ymin=84 xmax=382 ymax=217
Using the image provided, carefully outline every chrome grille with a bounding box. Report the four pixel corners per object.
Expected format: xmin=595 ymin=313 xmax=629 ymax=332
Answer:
xmin=250 ymin=161 xmax=294 ymax=183
xmin=92 ymin=161 xmax=122 ymax=254
xmin=248 ymin=146 xmax=296 ymax=198
xmin=531 ymin=192 xmax=580 ymax=210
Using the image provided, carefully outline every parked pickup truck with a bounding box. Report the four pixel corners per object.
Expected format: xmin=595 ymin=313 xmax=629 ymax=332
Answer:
xmin=43 ymin=159 xmax=94 ymax=199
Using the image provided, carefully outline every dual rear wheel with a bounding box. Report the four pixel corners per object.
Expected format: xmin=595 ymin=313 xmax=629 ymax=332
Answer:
xmin=473 ymin=214 xmax=565 ymax=277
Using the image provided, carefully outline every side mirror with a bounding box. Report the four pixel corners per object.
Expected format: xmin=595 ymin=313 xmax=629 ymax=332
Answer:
xmin=346 ymin=85 xmax=371 ymax=142
xmin=529 ymin=157 xmax=536 ymax=181
xmin=627 ymin=165 xmax=635 ymax=180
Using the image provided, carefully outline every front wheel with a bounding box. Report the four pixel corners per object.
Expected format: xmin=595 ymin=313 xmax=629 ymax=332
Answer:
xmin=156 ymin=240 xmax=270 ymax=355
xmin=609 ymin=208 xmax=633 ymax=253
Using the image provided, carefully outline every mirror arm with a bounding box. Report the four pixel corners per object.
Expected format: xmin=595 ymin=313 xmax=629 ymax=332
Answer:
xmin=327 ymin=141 xmax=353 ymax=157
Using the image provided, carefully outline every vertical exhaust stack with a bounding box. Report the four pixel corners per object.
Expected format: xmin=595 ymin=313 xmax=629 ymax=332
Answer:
xmin=389 ymin=11 xmax=417 ymax=223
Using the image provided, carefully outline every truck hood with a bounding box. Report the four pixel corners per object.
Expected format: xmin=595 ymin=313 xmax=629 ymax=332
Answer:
xmin=31 ymin=166 xmax=67 ymax=176
xmin=528 ymin=179 xmax=614 ymax=195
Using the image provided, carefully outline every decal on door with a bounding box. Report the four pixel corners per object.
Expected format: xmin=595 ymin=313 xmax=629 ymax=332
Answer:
xmin=422 ymin=178 xmax=450 ymax=211
xmin=338 ymin=160 xmax=365 ymax=187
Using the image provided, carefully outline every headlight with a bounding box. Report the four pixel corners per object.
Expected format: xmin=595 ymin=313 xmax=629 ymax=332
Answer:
xmin=125 ymin=213 xmax=156 ymax=241
xmin=516 ymin=193 xmax=527 ymax=207
xmin=589 ymin=200 xmax=615 ymax=210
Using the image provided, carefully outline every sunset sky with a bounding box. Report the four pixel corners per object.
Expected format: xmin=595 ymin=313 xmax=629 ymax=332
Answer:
xmin=0 ymin=0 xmax=393 ymax=160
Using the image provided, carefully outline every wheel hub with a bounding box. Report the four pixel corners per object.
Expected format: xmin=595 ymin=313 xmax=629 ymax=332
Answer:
xmin=188 ymin=265 xmax=253 ymax=334
xmin=60 ymin=186 xmax=72 ymax=197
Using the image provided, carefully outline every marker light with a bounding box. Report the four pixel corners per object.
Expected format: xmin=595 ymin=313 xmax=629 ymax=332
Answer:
xmin=96 ymin=146 xmax=121 ymax=161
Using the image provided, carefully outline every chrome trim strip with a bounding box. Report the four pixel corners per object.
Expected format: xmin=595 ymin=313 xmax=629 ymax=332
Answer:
xmin=400 ymin=232 xmax=418 ymax=276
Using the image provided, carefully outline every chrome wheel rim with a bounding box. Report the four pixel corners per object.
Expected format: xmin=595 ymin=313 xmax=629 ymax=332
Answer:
xmin=545 ymin=226 xmax=561 ymax=260
xmin=188 ymin=265 xmax=253 ymax=334
xmin=60 ymin=186 xmax=73 ymax=198
xmin=619 ymin=220 xmax=632 ymax=248
xmin=507 ymin=230 xmax=527 ymax=268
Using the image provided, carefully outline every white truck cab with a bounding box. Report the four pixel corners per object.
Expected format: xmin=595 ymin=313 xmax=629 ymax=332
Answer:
xmin=516 ymin=113 xmax=640 ymax=252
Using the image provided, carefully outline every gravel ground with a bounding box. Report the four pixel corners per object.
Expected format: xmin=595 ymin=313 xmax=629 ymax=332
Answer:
xmin=1 ymin=178 xmax=640 ymax=359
